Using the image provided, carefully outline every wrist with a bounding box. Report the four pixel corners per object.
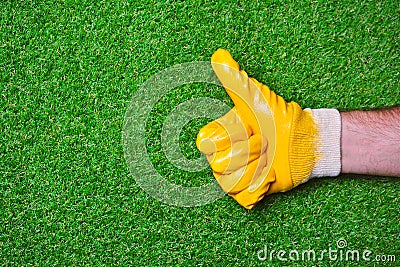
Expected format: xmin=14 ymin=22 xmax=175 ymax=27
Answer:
xmin=308 ymin=108 xmax=342 ymax=178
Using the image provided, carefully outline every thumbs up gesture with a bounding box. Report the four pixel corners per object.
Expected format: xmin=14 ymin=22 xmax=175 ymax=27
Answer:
xmin=196 ymin=49 xmax=342 ymax=209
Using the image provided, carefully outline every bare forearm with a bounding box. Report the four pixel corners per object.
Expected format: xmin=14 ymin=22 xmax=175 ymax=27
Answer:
xmin=341 ymin=107 xmax=400 ymax=176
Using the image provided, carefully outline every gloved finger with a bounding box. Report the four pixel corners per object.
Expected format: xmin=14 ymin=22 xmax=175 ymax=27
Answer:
xmin=196 ymin=108 xmax=250 ymax=154
xmin=214 ymin=106 xmax=251 ymax=136
xmin=209 ymin=134 xmax=267 ymax=174
xmin=230 ymin=169 xmax=276 ymax=209
xmin=211 ymin=48 xmax=276 ymax=193
xmin=211 ymin=49 xmax=274 ymax=136
xmin=265 ymin=169 xmax=294 ymax=195
xmin=215 ymin=151 xmax=268 ymax=194
xmin=197 ymin=121 xmax=249 ymax=154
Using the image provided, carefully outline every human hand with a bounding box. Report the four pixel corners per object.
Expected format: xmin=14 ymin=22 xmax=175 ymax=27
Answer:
xmin=196 ymin=49 xmax=341 ymax=209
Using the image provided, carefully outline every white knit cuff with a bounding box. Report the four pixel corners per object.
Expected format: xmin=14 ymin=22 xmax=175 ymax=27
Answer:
xmin=306 ymin=108 xmax=342 ymax=178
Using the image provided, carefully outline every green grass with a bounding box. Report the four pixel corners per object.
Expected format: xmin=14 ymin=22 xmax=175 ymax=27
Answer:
xmin=1 ymin=0 xmax=399 ymax=265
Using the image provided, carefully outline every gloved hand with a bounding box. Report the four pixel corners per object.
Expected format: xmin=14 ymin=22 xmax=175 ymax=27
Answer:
xmin=196 ymin=49 xmax=342 ymax=209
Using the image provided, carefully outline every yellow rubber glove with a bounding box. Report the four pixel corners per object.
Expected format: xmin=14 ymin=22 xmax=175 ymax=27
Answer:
xmin=197 ymin=49 xmax=342 ymax=209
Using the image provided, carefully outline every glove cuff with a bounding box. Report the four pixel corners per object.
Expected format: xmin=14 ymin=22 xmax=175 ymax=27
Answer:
xmin=307 ymin=108 xmax=342 ymax=178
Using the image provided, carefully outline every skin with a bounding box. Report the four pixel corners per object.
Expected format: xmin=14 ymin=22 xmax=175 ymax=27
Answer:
xmin=198 ymin=49 xmax=399 ymax=209
xmin=341 ymin=107 xmax=400 ymax=176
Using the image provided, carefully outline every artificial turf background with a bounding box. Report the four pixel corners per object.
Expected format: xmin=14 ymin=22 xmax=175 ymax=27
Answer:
xmin=1 ymin=0 xmax=399 ymax=265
